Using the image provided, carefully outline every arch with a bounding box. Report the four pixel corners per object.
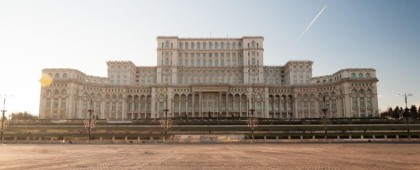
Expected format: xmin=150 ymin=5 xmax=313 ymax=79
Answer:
xmin=55 ymin=73 xmax=60 ymax=79
xmin=359 ymin=73 xmax=363 ymax=78
xmin=46 ymin=89 xmax=52 ymax=95
xmin=53 ymin=89 xmax=60 ymax=95
xmin=61 ymin=89 xmax=67 ymax=95
xmin=366 ymin=73 xmax=371 ymax=78
xmin=63 ymin=73 xmax=67 ymax=78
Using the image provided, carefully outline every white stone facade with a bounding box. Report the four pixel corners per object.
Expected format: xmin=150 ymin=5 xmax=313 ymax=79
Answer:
xmin=39 ymin=36 xmax=379 ymax=120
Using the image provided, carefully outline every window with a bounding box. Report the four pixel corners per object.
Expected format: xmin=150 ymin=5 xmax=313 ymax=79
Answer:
xmin=191 ymin=42 xmax=194 ymax=49
xmin=179 ymin=42 xmax=183 ymax=48
xmin=203 ymin=42 xmax=207 ymax=49
xmin=63 ymin=73 xmax=67 ymax=78
xmin=359 ymin=73 xmax=363 ymax=78
xmin=209 ymin=42 xmax=213 ymax=49
xmin=185 ymin=42 xmax=188 ymax=49
xmin=165 ymin=41 xmax=169 ymax=48
xmin=197 ymin=42 xmax=201 ymax=49
xmin=55 ymin=73 xmax=60 ymax=79
xmin=351 ymin=73 xmax=356 ymax=78
xmin=252 ymin=41 xmax=255 ymax=48
xmin=366 ymin=73 xmax=371 ymax=78
xmin=221 ymin=42 xmax=224 ymax=49
xmin=367 ymin=98 xmax=372 ymax=107
xmin=360 ymin=97 xmax=365 ymax=107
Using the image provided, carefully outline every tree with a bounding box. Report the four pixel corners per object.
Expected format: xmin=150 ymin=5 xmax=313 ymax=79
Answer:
xmin=392 ymin=106 xmax=401 ymax=119
xmin=410 ymin=105 xmax=418 ymax=119
xmin=380 ymin=107 xmax=393 ymax=119
xmin=10 ymin=112 xmax=38 ymax=120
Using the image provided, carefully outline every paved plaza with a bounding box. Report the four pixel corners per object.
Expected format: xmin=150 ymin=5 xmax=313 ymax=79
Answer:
xmin=0 ymin=143 xmax=419 ymax=170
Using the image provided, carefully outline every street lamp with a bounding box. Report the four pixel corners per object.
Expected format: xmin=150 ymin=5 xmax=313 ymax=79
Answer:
xmin=247 ymin=109 xmax=258 ymax=143
xmin=0 ymin=95 xmax=11 ymax=143
xmin=159 ymin=94 xmax=172 ymax=142
xmin=321 ymin=93 xmax=330 ymax=140
xmin=399 ymin=93 xmax=413 ymax=140
xmin=246 ymin=95 xmax=258 ymax=142
xmin=84 ymin=97 xmax=96 ymax=143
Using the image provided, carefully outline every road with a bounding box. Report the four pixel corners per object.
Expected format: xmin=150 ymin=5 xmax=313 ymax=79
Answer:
xmin=0 ymin=143 xmax=419 ymax=169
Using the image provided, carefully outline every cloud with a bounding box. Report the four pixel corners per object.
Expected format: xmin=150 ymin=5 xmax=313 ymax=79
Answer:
xmin=295 ymin=5 xmax=327 ymax=43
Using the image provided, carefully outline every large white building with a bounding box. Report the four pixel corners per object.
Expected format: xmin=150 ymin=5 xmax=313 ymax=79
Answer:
xmin=39 ymin=36 xmax=379 ymax=120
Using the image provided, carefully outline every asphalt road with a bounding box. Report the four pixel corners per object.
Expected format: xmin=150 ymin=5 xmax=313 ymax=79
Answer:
xmin=0 ymin=143 xmax=419 ymax=169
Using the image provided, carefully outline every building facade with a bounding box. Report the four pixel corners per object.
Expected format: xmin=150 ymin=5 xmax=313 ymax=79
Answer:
xmin=39 ymin=36 xmax=379 ymax=120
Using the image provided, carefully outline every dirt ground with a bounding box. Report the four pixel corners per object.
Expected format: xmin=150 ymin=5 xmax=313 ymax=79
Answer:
xmin=0 ymin=143 xmax=419 ymax=170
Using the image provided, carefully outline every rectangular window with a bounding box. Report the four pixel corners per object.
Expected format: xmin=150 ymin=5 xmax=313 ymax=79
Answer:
xmin=367 ymin=98 xmax=372 ymax=107
xmin=360 ymin=97 xmax=365 ymax=107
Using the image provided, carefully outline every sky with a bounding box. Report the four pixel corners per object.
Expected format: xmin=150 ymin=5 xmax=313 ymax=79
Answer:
xmin=0 ymin=0 xmax=419 ymax=116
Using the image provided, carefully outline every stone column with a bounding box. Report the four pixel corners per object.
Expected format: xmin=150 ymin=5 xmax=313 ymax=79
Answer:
xmin=226 ymin=93 xmax=229 ymax=116
xmin=285 ymin=97 xmax=289 ymax=119
xmin=121 ymin=98 xmax=125 ymax=120
xmin=239 ymin=95 xmax=242 ymax=116
xmin=199 ymin=92 xmax=202 ymax=118
xmin=192 ymin=93 xmax=195 ymax=116
xmin=186 ymin=96 xmax=189 ymax=117
xmin=131 ymin=99 xmax=134 ymax=120
xmin=151 ymin=88 xmax=156 ymax=119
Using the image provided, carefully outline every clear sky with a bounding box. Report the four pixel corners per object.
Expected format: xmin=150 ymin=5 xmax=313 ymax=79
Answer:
xmin=0 ymin=0 xmax=419 ymax=116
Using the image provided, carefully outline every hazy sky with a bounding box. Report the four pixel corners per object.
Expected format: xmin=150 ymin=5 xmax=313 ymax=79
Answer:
xmin=0 ymin=0 xmax=419 ymax=116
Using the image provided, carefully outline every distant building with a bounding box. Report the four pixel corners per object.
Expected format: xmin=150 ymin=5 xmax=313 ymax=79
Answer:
xmin=39 ymin=36 xmax=379 ymax=120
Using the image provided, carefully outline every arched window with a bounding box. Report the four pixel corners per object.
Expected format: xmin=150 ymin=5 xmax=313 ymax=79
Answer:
xmin=252 ymin=41 xmax=255 ymax=48
xmin=63 ymin=73 xmax=67 ymax=78
xmin=165 ymin=41 xmax=169 ymax=48
xmin=359 ymin=73 xmax=363 ymax=78
xmin=55 ymin=73 xmax=60 ymax=79
xmin=366 ymin=73 xmax=370 ymax=78
xmin=351 ymin=73 xmax=356 ymax=78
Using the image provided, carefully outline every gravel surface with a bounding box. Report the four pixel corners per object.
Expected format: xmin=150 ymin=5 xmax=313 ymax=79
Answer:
xmin=0 ymin=143 xmax=419 ymax=170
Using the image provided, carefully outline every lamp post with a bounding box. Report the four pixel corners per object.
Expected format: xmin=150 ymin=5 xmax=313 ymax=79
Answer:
xmin=84 ymin=97 xmax=96 ymax=143
xmin=159 ymin=94 xmax=172 ymax=142
xmin=0 ymin=95 xmax=11 ymax=143
xmin=399 ymin=93 xmax=413 ymax=140
xmin=247 ymin=109 xmax=258 ymax=143
xmin=246 ymin=95 xmax=258 ymax=143
xmin=321 ymin=94 xmax=329 ymax=140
